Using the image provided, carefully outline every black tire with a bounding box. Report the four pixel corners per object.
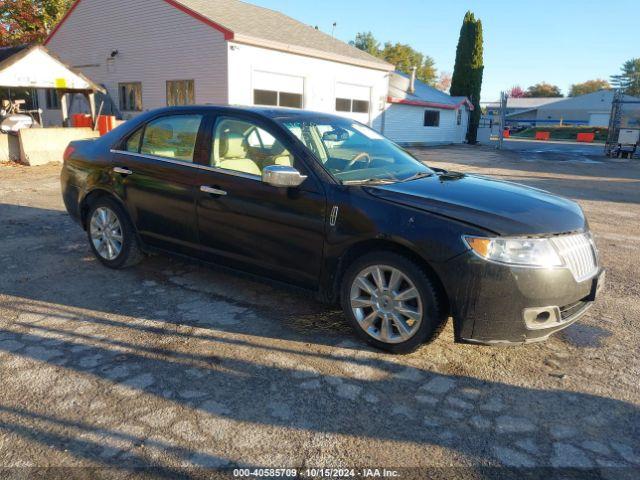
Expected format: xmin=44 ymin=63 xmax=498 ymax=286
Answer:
xmin=86 ymin=196 xmax=144 ymax=269
xmin=340 ymin=251 xmax=446 ymax=354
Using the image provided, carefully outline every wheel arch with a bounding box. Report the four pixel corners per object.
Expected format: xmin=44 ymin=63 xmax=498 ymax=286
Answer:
xmin=79 ymin=188 xmax=129 ymax=230
xmin=332 ymin=238 xmax=451 ymax=317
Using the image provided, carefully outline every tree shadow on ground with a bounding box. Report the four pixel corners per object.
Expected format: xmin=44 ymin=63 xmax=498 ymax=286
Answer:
xmin=0 ymin=310 xmax=638 ymax=476
xmin=1 ymin=204 xmax=638 ymax=477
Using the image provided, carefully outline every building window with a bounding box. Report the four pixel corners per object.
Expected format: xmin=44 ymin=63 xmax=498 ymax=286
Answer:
xmin=254 ymin=89 xmax=278 ymax=106
xmin=279 ymin=92 xmax=303 ymax=108
xmin=352 ymin=100 xmax=370 ymax=114
xmin=167 ymin=80 xmax=195 ymax=107
xmin=253 ymin=89 xmax=302 ymax=109
xmin=335 ymin=98 xmax=370 ymax=114
xmin=335 ymin=98 xmax=351 ymax=112
xmin=119 ymin=82 xmax=142 ymax=111
xmin=45 ymin=89 xmax=61 ymax=110
xmin=457 ymin=109 xmax=462 ymax=126
xmin=424 ymin=110 xmax=440 ymax=127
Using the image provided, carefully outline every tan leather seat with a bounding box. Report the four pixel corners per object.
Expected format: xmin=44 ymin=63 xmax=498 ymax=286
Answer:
xmin=272 ymin=143 xmax=293 ymax=167
xmin=218 ymin=132 xmax=261 ymax=176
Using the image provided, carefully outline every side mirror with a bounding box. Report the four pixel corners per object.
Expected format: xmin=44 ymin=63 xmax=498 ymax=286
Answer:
xmin=262 ymin=165 xmax=307 ymax=188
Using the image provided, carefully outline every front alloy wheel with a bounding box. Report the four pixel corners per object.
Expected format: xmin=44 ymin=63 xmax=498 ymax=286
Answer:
xmin=341 ymin=251 xmax=446 ymax=354
xmin=350 ymin=265 xmax=423 ymax=344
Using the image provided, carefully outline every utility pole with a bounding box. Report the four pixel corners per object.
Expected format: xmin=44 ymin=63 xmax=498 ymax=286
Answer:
xmin=497 ymin=91 xmax=508 ymax=150
xmin=605 ymin=89 xmax=623 ymax=157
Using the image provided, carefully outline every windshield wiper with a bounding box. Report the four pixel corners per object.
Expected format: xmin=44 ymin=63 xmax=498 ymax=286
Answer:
xmin=341 ymin=178 xmax=398 ymax=185
xmin=401 ymin=171 xmax=434 ymax=183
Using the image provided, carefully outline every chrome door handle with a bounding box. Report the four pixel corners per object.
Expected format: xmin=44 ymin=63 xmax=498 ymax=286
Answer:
xmin=200 ymin=186 xmax=227 ymax=196
xmin=113 ymin=167 xmax=133 ymax=175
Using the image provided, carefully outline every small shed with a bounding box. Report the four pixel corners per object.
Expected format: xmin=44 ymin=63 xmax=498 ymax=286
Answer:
xmin=374 ymin=71 xmax=474 ymax=146
xmin=0 ymin=44 xmax=105 ymax=125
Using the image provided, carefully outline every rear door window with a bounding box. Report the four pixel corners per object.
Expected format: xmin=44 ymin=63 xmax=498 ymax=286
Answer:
xmin=140 ymin=114 xmax=203 ymax=162
xmin=125 ymin=127 xmax=143 ymax=153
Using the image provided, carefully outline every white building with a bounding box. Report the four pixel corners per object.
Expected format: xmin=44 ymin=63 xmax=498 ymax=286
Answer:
xmin=41 ymin=0 xmax=471 ymax=145
xmin=506 ymin=90 xmax=640 ymax=127
xmin=482 ymin=90 xmax=640 ymax=128
xmin=481 ymin=97 xmax=561 ymax=118
xmin=42 ymin=0 xmax=393 ymax=127
xmin=375 ymin=71 xmax=473 ymax=145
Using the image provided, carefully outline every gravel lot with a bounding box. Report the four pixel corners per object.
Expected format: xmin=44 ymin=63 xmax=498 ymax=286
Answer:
xmin=0 ymin=145 xmax=639 ymax=478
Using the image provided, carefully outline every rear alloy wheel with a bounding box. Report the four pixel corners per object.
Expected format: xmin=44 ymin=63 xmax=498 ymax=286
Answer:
xmin=86 ymin=197 xmax=143 ymax=269
xmin=90 ymin=207 xmax=123 ymax=261
xmin=341 ymin=252 xmax=446 ymax=354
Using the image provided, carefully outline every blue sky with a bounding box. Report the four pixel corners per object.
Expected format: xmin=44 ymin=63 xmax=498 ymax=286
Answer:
xmin=249 ymin=0 xmax=637 ymax=101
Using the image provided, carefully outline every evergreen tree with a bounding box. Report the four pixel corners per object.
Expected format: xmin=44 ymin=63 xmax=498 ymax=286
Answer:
xmin=450 ymin=11 xmax=484 ymax=143
xmin=351 ymin=32 xmax=380 ymax=57
xmin=611 ymin=58 xmax=640 ymax=97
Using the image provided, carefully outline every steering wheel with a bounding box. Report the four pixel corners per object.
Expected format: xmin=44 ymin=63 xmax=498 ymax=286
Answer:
xmin=346 ymin=152 xmax=372 ymax=170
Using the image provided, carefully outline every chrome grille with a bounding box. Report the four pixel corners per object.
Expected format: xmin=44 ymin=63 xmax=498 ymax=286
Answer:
xmin=551 ymin=233 xmax=598 ymax=282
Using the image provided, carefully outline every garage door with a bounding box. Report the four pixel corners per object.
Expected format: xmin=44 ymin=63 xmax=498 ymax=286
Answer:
xmin=335 ymin=82 xmax=371 ymax=123
xmin=252 ymin=71 xmax=304 ymax=109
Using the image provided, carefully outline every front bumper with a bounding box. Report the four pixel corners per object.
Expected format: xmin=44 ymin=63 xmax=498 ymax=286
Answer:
xmin=436 ymin=251 xmax=604 ymax=345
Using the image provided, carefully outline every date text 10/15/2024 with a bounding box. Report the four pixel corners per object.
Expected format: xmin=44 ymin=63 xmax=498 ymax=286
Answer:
xmin=233 ymin=468 xmax=401 ymax=478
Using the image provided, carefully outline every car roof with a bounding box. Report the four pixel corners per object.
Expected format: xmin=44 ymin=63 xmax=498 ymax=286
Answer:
xmin=147 ymin=105 xmax=352 ymax=123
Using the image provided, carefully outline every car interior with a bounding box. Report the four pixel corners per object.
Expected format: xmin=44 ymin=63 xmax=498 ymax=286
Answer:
xmin=211 ymin=119 xmax=294 ymax=176
xmin=287 ymin=123 xmax=406 ymax=182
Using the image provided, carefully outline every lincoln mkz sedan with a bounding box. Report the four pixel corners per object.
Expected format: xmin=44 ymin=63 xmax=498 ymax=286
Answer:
xmin=61 ymin=106 xmax=605 ymax=353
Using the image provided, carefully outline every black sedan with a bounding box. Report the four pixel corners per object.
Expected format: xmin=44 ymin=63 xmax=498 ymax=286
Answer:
xmin=61 ymin=106 xmax=604 ymax=353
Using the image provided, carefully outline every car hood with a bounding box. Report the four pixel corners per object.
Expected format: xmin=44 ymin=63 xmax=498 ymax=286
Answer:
xmin=365 ymin=173 xmax=587 ymax=236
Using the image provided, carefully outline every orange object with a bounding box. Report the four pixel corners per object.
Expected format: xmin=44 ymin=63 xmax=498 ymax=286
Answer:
xmin=576 ymin=132 xmax=595 ymax=143
xmin=72 ymin=114 xmax=93 ymax=128
xmin=97 ymin=115 xmax=116 ymax=136
xmin=535 ymin=131 xmax=550 ymax=141
xmin=503 ymin=129 xmax=510 ymax=138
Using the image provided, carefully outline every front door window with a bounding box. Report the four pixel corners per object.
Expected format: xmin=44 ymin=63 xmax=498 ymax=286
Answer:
xmin=211 ymin=118 xmax=294 ymax=176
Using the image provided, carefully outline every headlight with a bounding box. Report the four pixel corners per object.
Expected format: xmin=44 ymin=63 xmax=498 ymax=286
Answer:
xmin=464 ymin=236 xmax=563 ymax=268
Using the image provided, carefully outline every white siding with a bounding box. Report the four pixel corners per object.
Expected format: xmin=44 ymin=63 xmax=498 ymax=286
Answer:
xmin=226 ymin=42 xmax=389 ymax=126
xmin=374 ymin=104 xmax=469 ymax=145
xmin=42 ymin=0 xmax=228 ymax=126
xmin=588 ymin=113 xmax=610 ymax=127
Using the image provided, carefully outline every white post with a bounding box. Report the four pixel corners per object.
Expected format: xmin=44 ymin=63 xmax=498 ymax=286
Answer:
xmin=60 ymin=92 xmax=70 ymax=127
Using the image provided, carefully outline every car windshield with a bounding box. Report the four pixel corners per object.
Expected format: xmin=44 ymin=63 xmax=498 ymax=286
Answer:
xmin=281 ymin=119 xmax=433 ymax=184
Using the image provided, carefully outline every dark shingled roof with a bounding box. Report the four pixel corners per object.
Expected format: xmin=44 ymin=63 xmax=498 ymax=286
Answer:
xmin=174 ymin=0 xmax=394 ymax=71
xmin=0 ymin=45 xmax=29 ymax=64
